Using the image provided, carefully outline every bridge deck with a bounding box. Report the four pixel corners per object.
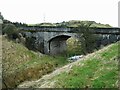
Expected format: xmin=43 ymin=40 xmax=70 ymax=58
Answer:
xmin=19 ymin=26 xmax=120 ymax=35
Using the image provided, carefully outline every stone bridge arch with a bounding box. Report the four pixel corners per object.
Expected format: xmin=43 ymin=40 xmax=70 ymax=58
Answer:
xmin=43 ymin=32 xmax=78 ymax=55
xmin=48 ymin=35 xmax=71 ymax=55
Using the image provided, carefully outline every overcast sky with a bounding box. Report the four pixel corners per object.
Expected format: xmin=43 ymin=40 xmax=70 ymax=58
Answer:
xmin=0 ymin=0 xmax=119 ymax=27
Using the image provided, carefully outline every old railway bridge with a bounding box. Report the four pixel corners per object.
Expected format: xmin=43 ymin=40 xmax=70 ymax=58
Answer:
xmin=20 ymin=26 xmax=120 ymax=55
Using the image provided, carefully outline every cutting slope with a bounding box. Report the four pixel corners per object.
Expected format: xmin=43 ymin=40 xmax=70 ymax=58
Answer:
xmin=18 ymin=42 xmax=119 ymax=88
xmin=2 ymin=36 xmax=68 ymax=88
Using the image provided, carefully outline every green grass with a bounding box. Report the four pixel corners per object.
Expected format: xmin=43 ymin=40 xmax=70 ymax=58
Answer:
xmin=2 ymin=36 xmax=68 ymax=88
xmin=46 ymin=42 xmax=119 ymax=88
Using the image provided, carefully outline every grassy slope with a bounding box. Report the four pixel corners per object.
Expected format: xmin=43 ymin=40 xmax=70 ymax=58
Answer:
xmin=51 ymin=42 xmax=119 ymax=88
xmin=25 ymin=42 xmax=119 ymax=88
xmin=2 ymin=36 xmax=68 ymax=88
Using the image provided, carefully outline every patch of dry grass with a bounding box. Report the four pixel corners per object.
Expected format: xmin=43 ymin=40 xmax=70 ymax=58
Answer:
xmin=2 ymin=36 xmax=68 ymax=88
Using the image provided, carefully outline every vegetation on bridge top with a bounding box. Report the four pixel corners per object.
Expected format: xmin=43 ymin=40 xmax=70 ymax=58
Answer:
xmin=28 ymin=20 xmax=112 ymax=28
xmin=3 ymin=19 xmax=112 ymax=28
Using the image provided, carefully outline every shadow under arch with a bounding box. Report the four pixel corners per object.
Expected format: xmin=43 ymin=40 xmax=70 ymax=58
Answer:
xmin=48 ymin=35 xmax=71 ymax=55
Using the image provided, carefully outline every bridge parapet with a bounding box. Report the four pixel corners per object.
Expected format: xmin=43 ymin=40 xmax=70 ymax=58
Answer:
xmin=94 ymin=28 xmax=120 ymax=34
xmin=20 ymin=26 xmax=71 ymax=32
xmin=20 ymin=26 xmax=120 ymax=35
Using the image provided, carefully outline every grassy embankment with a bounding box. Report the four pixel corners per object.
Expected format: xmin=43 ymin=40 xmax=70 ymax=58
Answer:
xmin=31 ymin=42 xmax=119 ymax=88
xmin=2 ymin=36 xmax=68 ymax=88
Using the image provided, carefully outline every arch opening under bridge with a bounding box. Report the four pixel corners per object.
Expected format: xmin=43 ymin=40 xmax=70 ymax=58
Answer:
xmin=48 ymin=35 xmax=71 ymax=55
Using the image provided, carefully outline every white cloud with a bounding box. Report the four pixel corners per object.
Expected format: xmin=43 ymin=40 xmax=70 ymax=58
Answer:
xmin=0 ymin=0 xmax=119 ymax=26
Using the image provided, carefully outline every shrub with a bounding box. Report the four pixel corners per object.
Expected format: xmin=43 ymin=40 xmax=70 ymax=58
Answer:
xmin=77 ymin=22 xmax=97 ymax=54
xmin=3 ymin=24 xmax=19 ymax=39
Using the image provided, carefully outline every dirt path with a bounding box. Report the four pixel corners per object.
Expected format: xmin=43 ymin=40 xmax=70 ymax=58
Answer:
xmin=18 ymin=44 xmax=113 ymax=88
